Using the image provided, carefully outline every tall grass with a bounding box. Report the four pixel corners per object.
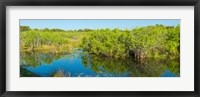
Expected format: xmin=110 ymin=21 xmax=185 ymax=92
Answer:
xmin=20 ymin=30 xmax=85 ymax=53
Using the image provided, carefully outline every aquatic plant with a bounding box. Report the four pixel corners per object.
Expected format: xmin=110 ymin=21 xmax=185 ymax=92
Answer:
xmin=52 ymin=70 xmax=70 ymax=77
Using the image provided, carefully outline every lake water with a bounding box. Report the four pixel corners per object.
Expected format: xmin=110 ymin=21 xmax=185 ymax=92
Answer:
xmin=20 ymin=49 xmax=180 ymax=77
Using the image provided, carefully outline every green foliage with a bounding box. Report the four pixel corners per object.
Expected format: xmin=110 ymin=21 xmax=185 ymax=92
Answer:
xmin=20 ymin=26 xmax=31 ymax=32
xmin=42 ymin=28 xmax=66 ymax=32
xmin=20 ymin=24 xmax=180 ymax=77
xmin=132 ymin=25 xmax=180 ymax=59
xmin=81 ymin=28 xmax=134 ymax=58
xmin=20 ymin=29 xmax=85 ymax=52
xmin=78 ymin=28 xmax=93 ymax=32
xmin=81 ymin=25 xmax=180 ymax=59
xmin=20 ymin=24 xmax=180 ymax=60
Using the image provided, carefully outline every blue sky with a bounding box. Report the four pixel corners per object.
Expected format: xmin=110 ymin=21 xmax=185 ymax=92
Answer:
xmin=20 ymin=19 xmax=180 ymax=30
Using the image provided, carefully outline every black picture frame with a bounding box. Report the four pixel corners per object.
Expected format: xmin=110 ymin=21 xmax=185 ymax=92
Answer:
xmin=0 ymin=0 xmax=199 ymax=97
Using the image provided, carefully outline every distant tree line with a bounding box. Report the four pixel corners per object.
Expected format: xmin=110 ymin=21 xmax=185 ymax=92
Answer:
xmin=20 ymin=26 xmax=94 ymax=32
xmin=20 ymin=26 xmax=31 ymax=32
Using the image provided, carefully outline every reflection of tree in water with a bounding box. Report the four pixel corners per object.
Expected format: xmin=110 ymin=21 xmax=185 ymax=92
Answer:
xmin=165 ymin=59 xmax=180 ymax=76
xmin=81 ymin=53 xmax=180 ymax=77
xmin=20 ymin=49 xmax=180 ymax=77
xmin=81 ymin=54 xmax=129 ymax=75
xmin=20 ymin=51 xmax=66 ymax=68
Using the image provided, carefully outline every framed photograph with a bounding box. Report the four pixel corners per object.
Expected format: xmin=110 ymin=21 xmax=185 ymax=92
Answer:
xmin=0 ymin=0 xmax=199 ymax=97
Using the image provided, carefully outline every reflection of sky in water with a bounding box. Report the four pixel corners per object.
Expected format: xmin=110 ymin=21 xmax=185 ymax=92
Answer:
xmin=161 ymin=70 xmax=176 ymax=77
xmin=22 ymin=51 xmax=129 ymax=77
xmin=21 ymin=50 xmax=178 ymax=77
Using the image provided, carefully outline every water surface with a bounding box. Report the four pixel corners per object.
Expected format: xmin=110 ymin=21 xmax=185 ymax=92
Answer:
xmin=20 ymin=49 xmax=180 ymax=77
